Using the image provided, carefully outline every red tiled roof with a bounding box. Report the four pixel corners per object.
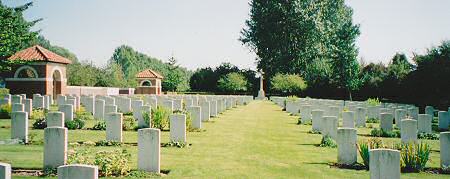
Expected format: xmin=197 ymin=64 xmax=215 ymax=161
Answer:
xmin=136 ymin=69 xmax=164 ymax=79
xmin=7 ymin=45 xmax=72 ymax=64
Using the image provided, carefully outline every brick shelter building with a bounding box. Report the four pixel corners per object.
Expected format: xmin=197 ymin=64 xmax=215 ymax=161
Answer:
xmin=134 ymin=69 xmax=163 ymax=95
xmin=1 ymin=45 xmax=72 ymax=98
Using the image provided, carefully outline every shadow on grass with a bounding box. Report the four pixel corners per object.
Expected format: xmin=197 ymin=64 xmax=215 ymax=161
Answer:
xmin=419 ymin=168 xmax=450 ymax=175
xmin=357 ymin=134 xmax=372 ymax=137
xmin=303 ymin=162 xmax=329 ymax=166
xmin=297 ymin=143 xmax=317 ymax=146
xmin=329 ymin=163 xmax=367 ymax=171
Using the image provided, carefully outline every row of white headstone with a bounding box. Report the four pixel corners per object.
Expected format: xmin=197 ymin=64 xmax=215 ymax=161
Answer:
xmin=2 ymin=93 xmax=253 ymax=179
xmin=272 ymin=96 xmax=450 ymax=132
xmin=271 ymin=97 xmax=450 ymax=178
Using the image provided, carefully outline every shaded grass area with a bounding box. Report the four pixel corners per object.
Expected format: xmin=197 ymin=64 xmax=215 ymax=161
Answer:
xmin=0 ymin=101 xmax=446 ymax=178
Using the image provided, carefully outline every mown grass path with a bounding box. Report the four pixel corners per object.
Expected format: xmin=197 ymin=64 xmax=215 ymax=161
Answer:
xmin=0 ymin=100 xmax=445 ymax=178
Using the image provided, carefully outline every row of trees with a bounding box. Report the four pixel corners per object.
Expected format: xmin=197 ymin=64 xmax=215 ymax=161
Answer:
xmin=240 ymin=0 xmax=449 ymax=109
xmin=240 ymin=0 xmax=361 ymax=99
xmin=356 ymin=42 xmax=450 ymax=109
xmin=189 ymin=63 xmax=257 ymax=94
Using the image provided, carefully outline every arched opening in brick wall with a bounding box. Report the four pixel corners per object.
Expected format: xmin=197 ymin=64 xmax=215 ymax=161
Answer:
xmin=52 ymin=69 xmax=62 ymax=97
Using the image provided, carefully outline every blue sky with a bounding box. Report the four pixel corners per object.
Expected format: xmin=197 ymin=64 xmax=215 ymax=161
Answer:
xmin=4 ymin=0 xmax=450 ymax=70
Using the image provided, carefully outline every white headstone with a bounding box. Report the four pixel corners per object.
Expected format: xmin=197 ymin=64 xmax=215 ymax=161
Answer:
xmin=57 ymin=164 xmax=98 ymax=179
xmin=172 ymin=99 xmax=183 ymax=111
xmin=322 ymin=116 xmax=338 ymax=140
xmin=440 ymin=132 xmax=450 ymax=169
xmin=169 ymin=114 xmax=186 ymax=143
xmin=47 ymin=112 xmax=65 ymax=127
xmin=200 ymin=101 xmax=210 ymax=122
xmin=425 ymin=106 xmax=434 ymax=118
xmin=369 ymin=149 xmax=400 ymax=179
xmin=210 ymin=100 xmax=218 ymax=117
xmin=380 ymin=113 xmax=393 ymax=132
xmin=105 ymin=105 xmax=117 ymax=115
xmin=418 ymin=114 xmax=432 ymax=133
xmin=337 ymin=128 xmax=357 ymax=165
xmin=401 ymin=119 xmax=418 ymax=144
xmin=395 ymin=109 xmax=407 ymax=129
xmin=311 ymin=110 xmax=324 ymax=132
xmin=59 ymin=104 xmax=73 ymax=122
xmin=138 ymin=128 xmax=160 ymax=173
xmin=11 ymin=111 xmax=28 ymax=143
xmin=132 ymin=100 xmax=144 ymax=112
xmin=0 ymin=162 xmax=11 ymax=179
xmin=355 ymin=107 xmax=367 ymax=127
xmin=438 ymin=111 xmax=449 ymax=131
xmin=24 ymin=99 xmax=32 ymax=116
xmin=94 ymin=100 xmax=105 ymax=120
xmin=11 ymin=95 xmax=22 ymax=104
xmin=300 ymin=105 xmax=312 ymax=124
xmin=137 ymin=105 xmax=151 ymax=128
xmin=44 ymin=127 xmax=67 ymax=169
xmin=57 ymin=95 xmax=66 ymax=105
xmin=187 ymin=106 xmax=201 ymax=129
xmin=12 ymin=103 xmax=24 ymax=112
xmin=106 ymin=113 xmax=123 ymax=142
xmin=342 ymin=111 xmax=355 ymax=128
xmin=33 ymin=94 xmax=44 ymax=109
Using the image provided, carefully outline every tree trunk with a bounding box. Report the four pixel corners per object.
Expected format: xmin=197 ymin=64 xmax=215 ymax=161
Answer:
xmin=348 ymin=89 xmax=353 ymax=101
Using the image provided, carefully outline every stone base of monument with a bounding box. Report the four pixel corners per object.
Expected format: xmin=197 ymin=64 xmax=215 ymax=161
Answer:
xmin=255 ymin=90 xmax=267 ymax=100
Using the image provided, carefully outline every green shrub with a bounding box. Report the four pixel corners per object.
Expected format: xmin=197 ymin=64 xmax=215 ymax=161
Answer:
xmin=143 ymin=111 xmax=151 ymax=127
xmin=401 ymin=142 xmax=430 ymax=172
xmin=30 ymin=109 xmax=46 ymax=121
xmin=95 ymin=140 xmax=122 ymax=146
xmin=151 ymin=106 xmax=170 ymax=130
xmin=366 ymin=118 xmax=379 ymax=123
xmin=68 ymin=149 xmax=131 ymax=177
xmin=0 ymin=104 xmax=11 ymax=118
xmin=366 ymin=98 xmax=381 ymax=106
xmin=370 ymin=128 xmax=400 ymax=138
xmin=32 ymin=118 xmax=47 ymax=129
xmin=319 ymin=135 xmax=337 ymax=148
xmin=122 ymin=116 xmax=136 ymax=131
xmin=286 ymin=96 xmax=298 ymax=102
xmin=417 ymin=132 xmax=439 ymax=140
xmin=270 ymin=73 xmax=307 ymax=94
xmin=123 ymin=111 xmax=133 ymax=116
xmin=92 ymin=121 xmax=106 ymax=130
xmin=65 ymin=118 xmax=85 ymax=130
xmin=27 ymin=132 xmax=42 ymax=145
xmin=75 ymin=107 xmax=94 ymax=121
xmin=0 ymin=88 xmax=9 ymax=97
xmin=357 ymin=138 xmax=384 ymax=169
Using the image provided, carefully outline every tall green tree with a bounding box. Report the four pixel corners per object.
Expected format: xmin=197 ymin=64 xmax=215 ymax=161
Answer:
xmin=0 ymin=1 xmax=40 ymax=71
xmin=327 ymin=1 xmax=361 ymax=100
xmin=162 ymin=56 xmax=184 ymax=92
xmin=241 ymin=0 xmax=361 ymax=98
xmin=217 ymin=72 xmax=248 ymax=93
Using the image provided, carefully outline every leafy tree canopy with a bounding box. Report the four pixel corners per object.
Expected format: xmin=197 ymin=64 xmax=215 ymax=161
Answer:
xmin=270 ymin=73 xmax=307 ymax=95
xmin=217 ymin=72 xmax=248 ymax=93
xmin=110 ymin=45 xmax=192 ymax=91
xmin=0 ymin=1 xmax=40 ymax=71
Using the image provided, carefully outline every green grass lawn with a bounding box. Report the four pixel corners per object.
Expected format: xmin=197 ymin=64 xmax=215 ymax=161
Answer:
xmin=0 ymin=101 xmax=446 ymax=178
